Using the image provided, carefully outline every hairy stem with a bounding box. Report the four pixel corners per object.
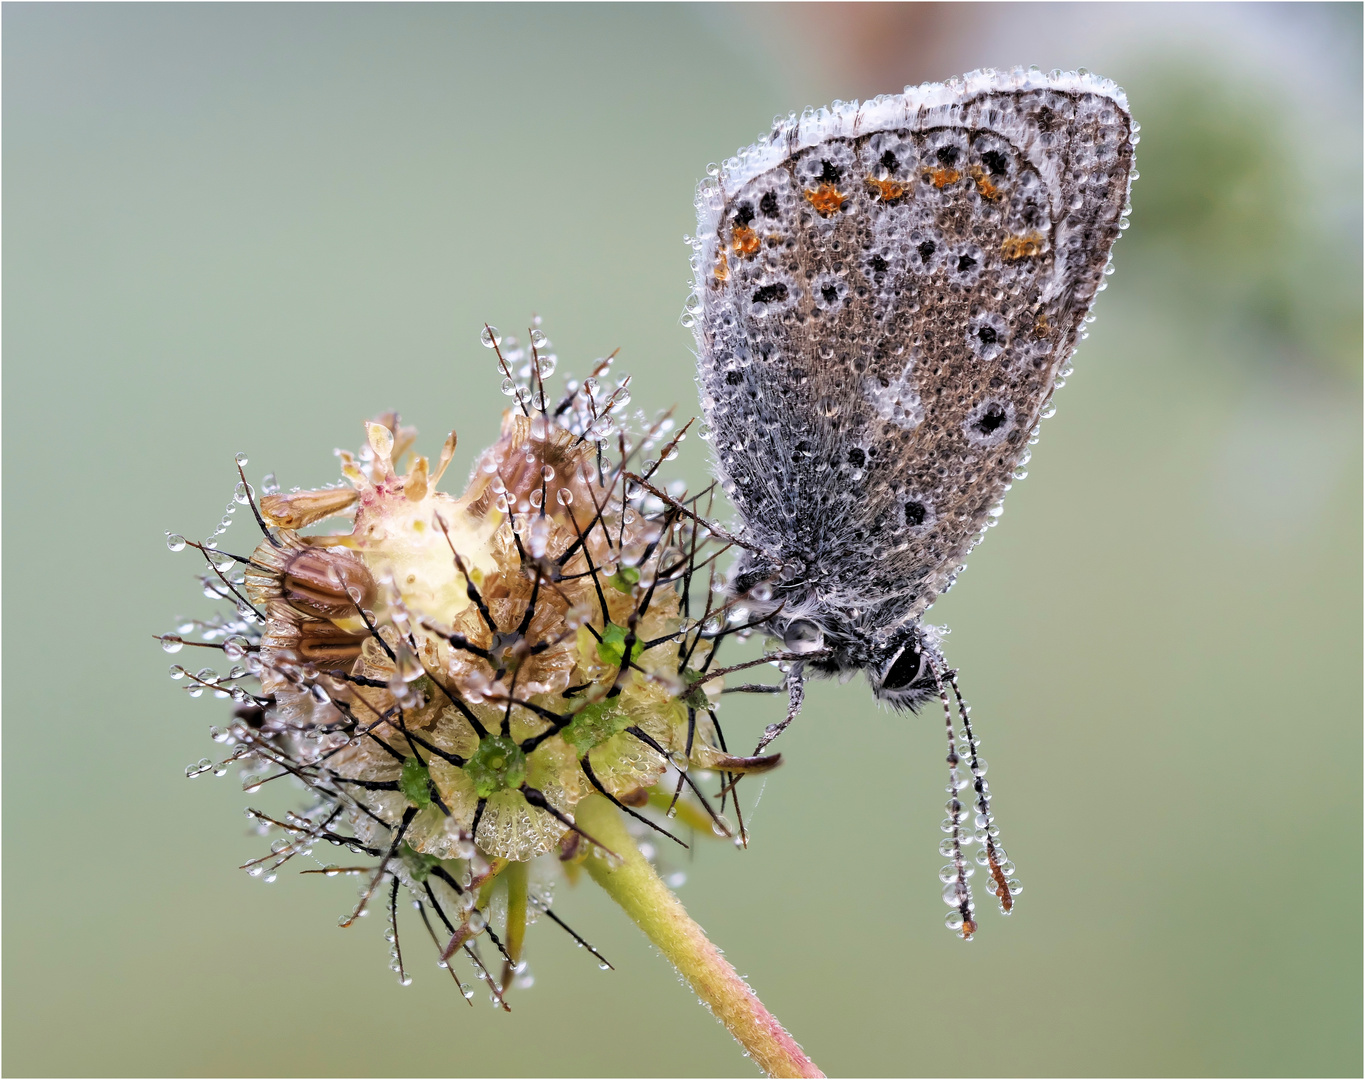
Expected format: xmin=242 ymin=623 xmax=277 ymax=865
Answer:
xmin=576 ymin=795 xmax=824 ymax=1079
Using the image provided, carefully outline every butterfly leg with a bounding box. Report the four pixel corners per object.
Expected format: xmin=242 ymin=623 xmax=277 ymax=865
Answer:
xmin=753 ymin=665 xmax=805 ymax=754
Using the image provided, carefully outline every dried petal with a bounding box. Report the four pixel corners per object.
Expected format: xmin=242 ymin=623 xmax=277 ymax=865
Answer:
xmin=259 ymin=487 xmax=358 ymax=529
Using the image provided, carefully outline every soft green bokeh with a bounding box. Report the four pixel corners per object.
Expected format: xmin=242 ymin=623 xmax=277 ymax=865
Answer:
xmin=5 ymin=5 xmax=1359 ymax=1076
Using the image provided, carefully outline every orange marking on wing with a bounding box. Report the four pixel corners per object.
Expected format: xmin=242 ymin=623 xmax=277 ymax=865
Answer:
xmin=803 ymin=183 xmax=846 ymax=217
xmin=713 ymin=251 xmax=729 ymax=283
xmin=1033 ymin=313 xmax=1051 ymax=337
xmin=926 ymin=167 xmax=961 ymax=189
xmin=1002 ymin=232 xmax=1046 ymax=260
xmin=968 ymin=166 xmax=1001 ymax=200
xmin=961 ymin=915 xmax=978 ymax=940
xmin=731 ymin=224 xmax=760 ymax=257
xmin=865 ymin=176 xmax=906 ymax=203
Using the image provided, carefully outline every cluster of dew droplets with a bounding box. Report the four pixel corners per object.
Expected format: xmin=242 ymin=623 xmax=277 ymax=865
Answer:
xmin=164 ymin=460 xmax=268 ymax=629
xmin=384 ymin=883 xmax=413 ymax=987
xmin=162 ymin=609 xmax=258 ymax=715
xmin=483 ymin=319 xmax=634 ymax=450
xmin=190 ymin=451 xmax=254 ymax=549
xmin=483 ymin=317 xmax=563 ymax=418
xmin=162 ymin=457 xmax=293 ymax=823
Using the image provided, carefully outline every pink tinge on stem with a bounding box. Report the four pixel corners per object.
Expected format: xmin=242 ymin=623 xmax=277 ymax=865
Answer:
xmin=577 ymin=795 xmax=824 ymax=1079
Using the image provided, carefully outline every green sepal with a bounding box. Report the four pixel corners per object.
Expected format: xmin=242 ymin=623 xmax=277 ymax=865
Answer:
xmin=463 ymin=735 xmax=527 ymax=799
xmin=400 ymin=757 xmax=433 ymax=809
xmin=560 ymin=698 xmax=632 ymax=756
xmin=597 ymin=622 xmax=644 ymax=667
xmin=399 ymin=842 xmax=441 ymax=882
xmin=607 ymin=566 xmax=641 ymax=594
xmin=682 ymin=667 xmax=711 ymax=711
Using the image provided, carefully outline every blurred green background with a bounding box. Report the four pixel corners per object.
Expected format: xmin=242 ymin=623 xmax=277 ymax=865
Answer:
xmin=4 ymin=4 xmax=1360 ymax=1076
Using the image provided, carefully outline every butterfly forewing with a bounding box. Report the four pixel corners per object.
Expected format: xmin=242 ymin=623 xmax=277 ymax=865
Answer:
xmin=693 ymin=73 xmax=1134 ymax=638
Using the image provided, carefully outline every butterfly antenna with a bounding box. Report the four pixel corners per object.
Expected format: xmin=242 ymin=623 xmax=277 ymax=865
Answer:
xmin=928 ymin=656 xmax=977 ymax=939
xmin=751 ymin=665 xmax=806 ymax=755
xmin=946 ymin=669 xmax=1016 ymax=914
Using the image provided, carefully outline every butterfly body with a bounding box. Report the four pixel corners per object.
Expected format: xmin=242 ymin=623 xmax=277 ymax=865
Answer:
xmin=690 ymin=69 xmax=1135 ymax=706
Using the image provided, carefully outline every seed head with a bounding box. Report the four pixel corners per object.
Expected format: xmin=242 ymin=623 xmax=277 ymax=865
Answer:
xmin=167 ymin=322 xmax=778 ymax=1001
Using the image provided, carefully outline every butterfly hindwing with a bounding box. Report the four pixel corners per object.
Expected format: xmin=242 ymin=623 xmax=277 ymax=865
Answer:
xmin=693 ymin=72 xmax=1134 ymax=641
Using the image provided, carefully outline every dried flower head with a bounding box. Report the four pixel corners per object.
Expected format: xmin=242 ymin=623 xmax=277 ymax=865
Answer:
xmin=165 ymin=321 xmax=786 ymax=1000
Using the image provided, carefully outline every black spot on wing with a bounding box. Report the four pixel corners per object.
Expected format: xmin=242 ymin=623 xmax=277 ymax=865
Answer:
xmin=974 ymin=403 xmax=1008 ymax=434
xmin=980 ymin=149 xmax=1008 ymax=175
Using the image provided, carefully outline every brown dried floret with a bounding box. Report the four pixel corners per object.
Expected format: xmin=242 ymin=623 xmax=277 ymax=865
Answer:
xmin=464 ymin=413 xmax=597 ymax=526
xmin=281 ymin=547 xmax=376 ymax=620
xmin=259 ymin=486 xmax=359 ymax=529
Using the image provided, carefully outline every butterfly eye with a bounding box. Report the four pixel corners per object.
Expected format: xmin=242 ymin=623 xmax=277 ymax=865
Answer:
xmin=881 ymin=641 xmax=925 ymax=691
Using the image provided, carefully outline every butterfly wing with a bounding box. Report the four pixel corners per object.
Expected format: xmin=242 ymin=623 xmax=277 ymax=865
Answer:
xmin=691 ymin=70 xmax=1134 ymax=636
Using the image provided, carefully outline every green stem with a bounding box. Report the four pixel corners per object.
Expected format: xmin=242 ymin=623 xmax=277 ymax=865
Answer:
xmin=576 ymin=795 xmax=824 ymax=1079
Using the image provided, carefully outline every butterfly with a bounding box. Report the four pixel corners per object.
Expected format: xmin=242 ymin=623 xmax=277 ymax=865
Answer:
xmin=689 ymin=69 xmax=1135 ymax=723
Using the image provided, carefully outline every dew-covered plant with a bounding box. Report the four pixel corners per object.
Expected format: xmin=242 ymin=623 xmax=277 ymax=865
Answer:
xmin=164 ymin=322 xmax=823 ymax=1078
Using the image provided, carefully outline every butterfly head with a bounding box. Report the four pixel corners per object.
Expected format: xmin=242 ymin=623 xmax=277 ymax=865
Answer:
xmin=740 ymin=588 xmax=943 ymax=712
xmin=866 ymin=627 xmax=942 ymax=711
